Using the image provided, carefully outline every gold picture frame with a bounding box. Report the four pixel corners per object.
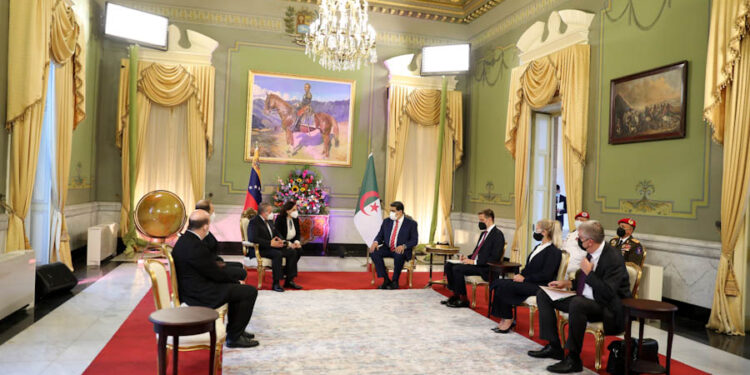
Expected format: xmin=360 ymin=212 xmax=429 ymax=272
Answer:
xmin=245 ymin=70 xmax=355 ymax=167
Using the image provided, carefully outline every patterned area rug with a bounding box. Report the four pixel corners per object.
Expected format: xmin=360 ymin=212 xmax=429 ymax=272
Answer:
xmin=223 ymin=289 xmax=596 ymax=374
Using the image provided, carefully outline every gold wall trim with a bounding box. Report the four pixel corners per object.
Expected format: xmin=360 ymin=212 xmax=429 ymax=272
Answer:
xmin=469 ymin=0 xmax=566 ymax=47
xmin=288 ymin=0 xmax=505 ymax=24
xmin=123 ymin=1 xmax=462 ymax=47
xmin=219 ymin=42 xmax=375 ymax=198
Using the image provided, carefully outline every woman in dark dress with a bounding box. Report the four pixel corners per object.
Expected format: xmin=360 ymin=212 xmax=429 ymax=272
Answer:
xmin=274 ymin=200 xmax=303 ymax=277
xmin=490 ymin=218 xmax=562 ymax=333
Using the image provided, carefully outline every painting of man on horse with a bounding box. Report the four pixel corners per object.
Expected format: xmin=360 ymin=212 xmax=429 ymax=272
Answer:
xmin=247 ymin=72 xmax=354 ymax=166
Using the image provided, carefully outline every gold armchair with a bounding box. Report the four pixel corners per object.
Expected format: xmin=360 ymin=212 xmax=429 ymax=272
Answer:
xmin=240 ymin=216 xmax=284 ymax=289
xmin=557 ymin=261 xmax=643 ymax=370
xmin=144 ymin=259 xmax=226 ymax=375
xmin=520 ymin=250 xmax=570 ymax=337
xmin=465 ymin=243 xmax=508 ymax=309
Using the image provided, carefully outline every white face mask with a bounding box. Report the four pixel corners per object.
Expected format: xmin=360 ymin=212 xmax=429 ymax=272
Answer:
xmin=264 ymin=212 xmax=274 ymax=221
xmin=290 ymin=210 xmax=299 ymax=219
xmin=210 ymin=213 xmax=216 ymax=223
xmin=574 ymin=220 xmax=583 ymax=228
xmin=389 ymin=212 xmax=397 ymax=221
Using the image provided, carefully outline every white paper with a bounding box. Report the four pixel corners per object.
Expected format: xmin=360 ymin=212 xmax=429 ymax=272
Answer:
xmin=446 ymin=259 xmax=463 ymax=264
xmin=540 ymin=286 xmax=576 ymax=301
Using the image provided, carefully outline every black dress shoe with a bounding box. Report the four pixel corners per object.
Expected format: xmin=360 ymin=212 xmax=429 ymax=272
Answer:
xmin=378 ymin=281 xmax=391 ymax=289
xmin=491 ymin=321 xmax=516 ymax=333
xmin=284 ymin=281 xmax=303 ymax=290
xmin=447 ymin=299 xmax=470 ymax=308
xmin=386 ymin=281 xmax=399 ymax=290
xmin=241 ymin=331 xmax=255 ymax=340
xmin=527 ymin=344 xmax=564 ymax=360
xmin=441 ymin=296 xmax=459 ymax=305
xmin=272 ymin=284 xmax=285 ymax=292
xmin=226 ymin=336 xmax=260 ymax=348
xmin=546 ymin=356 xmax=583 ymax=373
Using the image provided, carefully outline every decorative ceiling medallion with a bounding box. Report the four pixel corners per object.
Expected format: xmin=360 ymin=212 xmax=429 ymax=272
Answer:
xmin=283 ymin=5 xmax=316 ymax=45
xmin=287 ymin=0 xmax=504 ymax=24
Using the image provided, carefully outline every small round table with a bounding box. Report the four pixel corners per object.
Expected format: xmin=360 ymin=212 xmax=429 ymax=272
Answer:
xmin=622 ymin=298 xmax=678 ymax=374
xmin=424 ymin=245 xmax=461 ymax=288
xmin=149 ymin=306 xmax=219 ymax=375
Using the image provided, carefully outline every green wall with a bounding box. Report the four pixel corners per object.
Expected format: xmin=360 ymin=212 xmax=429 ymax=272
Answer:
xmin=464 ymin=0 xmax=721 ymax=241
xmin=67 ymin=0 xmax=101 ymax=205
xmin=92 ymin=4 xmax=416 ymax=210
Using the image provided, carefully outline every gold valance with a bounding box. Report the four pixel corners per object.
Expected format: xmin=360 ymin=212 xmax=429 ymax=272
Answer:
xmin=117 ymin=60 xmax=216 ymax=155
xmin=703 ymin=0 xmax=749 ymax=142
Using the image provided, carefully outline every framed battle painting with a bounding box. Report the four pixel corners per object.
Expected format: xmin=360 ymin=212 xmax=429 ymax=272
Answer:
xmin=609 ymin=61 xmax=687 ymax=144
xmin=245 ymin=71 xmax=355 ymax=166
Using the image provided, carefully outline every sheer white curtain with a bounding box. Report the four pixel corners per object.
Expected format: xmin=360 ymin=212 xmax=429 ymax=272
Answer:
xmin=395 ymin=119 xmax=446 ymax=244
xmin=134 ymin=103 xmax=196 ymax=219
xmin=28 ymin=64 xmax=57 ymax=265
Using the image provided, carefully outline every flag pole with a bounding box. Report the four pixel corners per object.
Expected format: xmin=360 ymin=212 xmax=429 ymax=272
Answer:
xmin=428 ymin=76 xmax=448 ymax=246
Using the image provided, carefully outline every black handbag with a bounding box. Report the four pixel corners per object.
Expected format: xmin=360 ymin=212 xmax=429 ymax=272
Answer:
xmin=606 ymin=338 xmax=659 ymax=374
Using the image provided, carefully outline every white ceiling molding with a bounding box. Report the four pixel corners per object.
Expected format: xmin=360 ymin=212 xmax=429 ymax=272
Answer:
xmin=516 ymin=10 xmax=595 ymax=65
xmin=384 ymin=54 xmax=458 ymax=90
xmin=139 ymin=25 xmax=218 ymax=65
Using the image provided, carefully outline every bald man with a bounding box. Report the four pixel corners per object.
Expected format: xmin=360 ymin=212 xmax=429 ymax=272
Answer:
xmin=196 ymin=200 xmax=247 ymax=282
xmin=171 ymin=210 xmax=259 ymax=348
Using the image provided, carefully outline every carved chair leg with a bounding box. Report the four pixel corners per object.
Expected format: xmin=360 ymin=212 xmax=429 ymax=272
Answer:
xmin=371 ymin=264 xmax=376 ymax=286
xmin=529 ymin=306 xmax=536 ymax=337
xmin=485 ymin=285 xmax=490 ymax=303
xmin=257 ymin=266 xmax=263 ymax=289
xmin=214 ymin=341 xmax=223 ymax=375
xmin=408 ymin=269 xmax=413 ymax=288
xmin=471 ymin=284 xmax=477 ymax=308
xmin=594 ymin=331 xmax=604 ymax=370
xmin=558 ymin=316 xmax=567 ymax=344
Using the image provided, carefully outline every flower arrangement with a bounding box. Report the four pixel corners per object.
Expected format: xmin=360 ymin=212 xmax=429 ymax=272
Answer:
xmin=273 ymin=166 xmax=329 ymax=214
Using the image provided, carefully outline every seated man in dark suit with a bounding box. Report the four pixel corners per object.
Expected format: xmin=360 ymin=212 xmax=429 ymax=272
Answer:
xmin=529 ymin=220 xmax=631 ymax=373
xmin=247 ymin=202 xmax=301 ymax=292
xmin=171 ymin=210 xmax=259 ymax=348
xmin=369 ymin=201 xmax=418 ymax=290
xmin=195 ymin=199 xmax=247 ymax=283
xmin=443 ymin=209 xmax=505 ymax=308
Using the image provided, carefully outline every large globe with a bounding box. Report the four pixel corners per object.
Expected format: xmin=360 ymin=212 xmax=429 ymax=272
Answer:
xmin=134 ymin=190 xmax=186 ymax=239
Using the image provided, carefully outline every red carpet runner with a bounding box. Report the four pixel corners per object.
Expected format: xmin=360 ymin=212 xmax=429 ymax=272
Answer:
xmin=84 ymin=270 xmax=707 ymax=374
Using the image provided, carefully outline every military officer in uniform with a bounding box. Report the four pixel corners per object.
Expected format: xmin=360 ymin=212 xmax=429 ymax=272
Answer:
xmin=610 ymin=218 xmax=644 ymax=266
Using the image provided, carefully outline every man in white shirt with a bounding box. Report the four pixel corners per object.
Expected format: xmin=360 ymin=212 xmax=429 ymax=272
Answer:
xmin=562 ymin=211 xmax=590 ymax=276
xmin=528 ymin=220 xmax=631 ymax=373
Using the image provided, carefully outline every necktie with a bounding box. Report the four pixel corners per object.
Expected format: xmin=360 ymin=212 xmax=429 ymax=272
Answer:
xmin=576 ymin=253 xmax=593 ymax=296
xmin=470 ymin=231 xmax=487 ymax=260
xmin=389 ymin=220 xmax=399 ymax=250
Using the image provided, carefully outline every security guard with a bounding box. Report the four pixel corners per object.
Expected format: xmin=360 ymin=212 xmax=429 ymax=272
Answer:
xmin=610 ymin=218 xmax=645 ymax=266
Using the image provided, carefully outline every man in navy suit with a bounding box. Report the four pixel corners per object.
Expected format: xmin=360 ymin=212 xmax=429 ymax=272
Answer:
xmin=369 ymin=201 xmax=418 ymax=290
xmin=443 ymin=209 xmax=505 ymax=308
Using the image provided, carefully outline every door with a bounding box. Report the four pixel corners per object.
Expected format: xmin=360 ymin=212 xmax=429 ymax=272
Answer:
xmin=527 ymin=112 xmax=555 ymax=257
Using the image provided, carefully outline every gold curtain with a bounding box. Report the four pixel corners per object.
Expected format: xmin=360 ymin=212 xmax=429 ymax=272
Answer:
xmin=386 ymin=85 xmax=463 ymax=245
xmin=116 ymin=61 xmax=215 ymax=235
xmin=704 ymin=0 xmax=750 ymax=336
xmin=504 ymin=44 xmax=590 ymax=263
xmin=6 ymin=0 xmax=85 ymax=261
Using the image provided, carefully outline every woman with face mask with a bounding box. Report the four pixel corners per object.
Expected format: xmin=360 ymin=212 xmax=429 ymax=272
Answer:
xmin=273 ymin=200 xmax=304 ymax=290
xmin=488 ymin=219 xmax=563 ymax=333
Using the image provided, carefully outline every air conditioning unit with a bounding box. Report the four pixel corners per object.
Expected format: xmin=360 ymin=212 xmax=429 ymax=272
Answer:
xmin=87 ymin=223 xmax=119 ymax=266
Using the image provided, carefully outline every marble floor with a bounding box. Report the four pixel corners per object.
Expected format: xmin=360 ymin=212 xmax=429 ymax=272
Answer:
xmin=0 ymin=257 xmax=748 ymax=374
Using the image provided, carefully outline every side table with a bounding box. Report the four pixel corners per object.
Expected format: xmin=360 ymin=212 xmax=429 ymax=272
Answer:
xmin=424 ymin=245 xmax=460 ymax=288
xmin=486 ymin=261 xmax=522 ymax=318
xmin=149 ymin=306 xmax=219 ymax=375
xmin=622 ymin=298 xmax=678 ymax=374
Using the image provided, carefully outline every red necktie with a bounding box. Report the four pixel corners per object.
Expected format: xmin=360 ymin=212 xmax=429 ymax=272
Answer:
xmin=470 ymin=231 xmax=487 ymax=260
xmin=389 ymin=220 xmax=399 ymax=250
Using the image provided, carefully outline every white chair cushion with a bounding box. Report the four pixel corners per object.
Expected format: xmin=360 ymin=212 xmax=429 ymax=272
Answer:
xmin=524 ymin=296 xmax=537 ymax=306
xmin=559 ymin=311 xmax=604 ymax=331
xmin=465 ymin=275 xmax=487 ymax=285
xmin=166 ymin=318 xmax=227 ymax=347
xmin=382 ymin=258 xmax=413 ymax=269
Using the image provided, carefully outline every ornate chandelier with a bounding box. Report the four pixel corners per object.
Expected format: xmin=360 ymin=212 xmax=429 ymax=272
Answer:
xmin=305 ymin=0 xmax=377 ymax=71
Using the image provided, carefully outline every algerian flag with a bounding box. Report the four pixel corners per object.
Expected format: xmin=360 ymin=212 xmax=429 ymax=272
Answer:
xmin=353 ymin=153 xmax=383 ymax=245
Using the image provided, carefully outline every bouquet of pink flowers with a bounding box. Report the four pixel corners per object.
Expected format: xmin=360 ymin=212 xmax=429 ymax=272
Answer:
xmin=273 ymin=166 xmax=329 ymax=214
